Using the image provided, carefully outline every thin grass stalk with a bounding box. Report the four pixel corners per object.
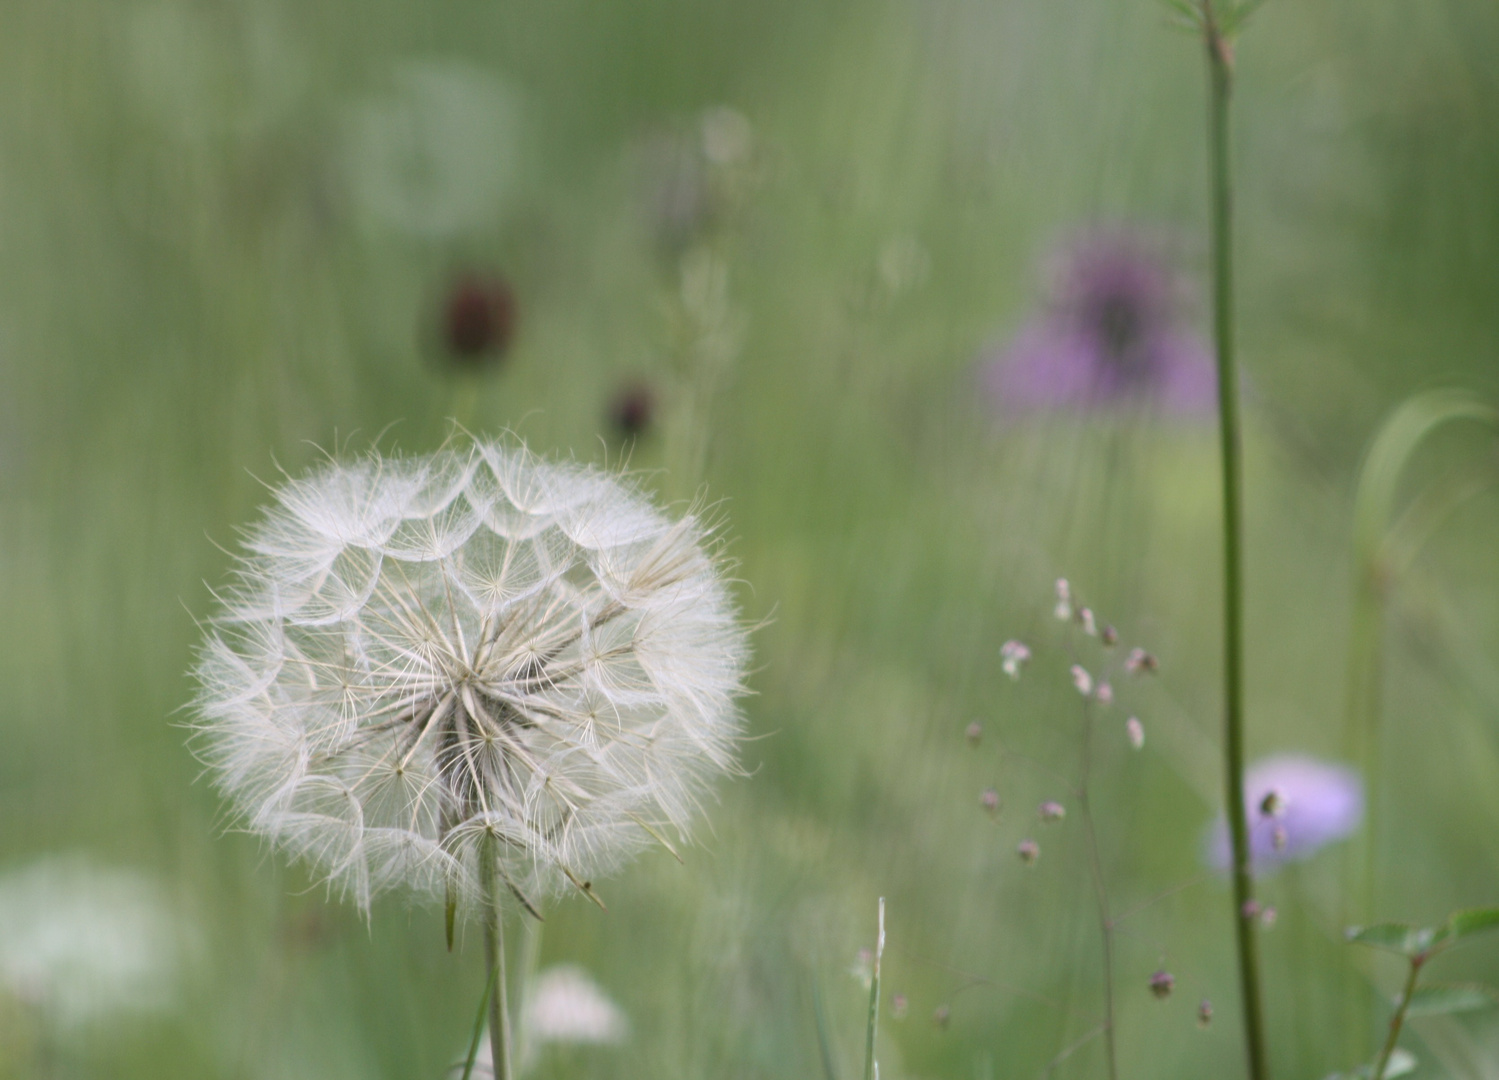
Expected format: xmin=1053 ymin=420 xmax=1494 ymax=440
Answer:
xmin=1076 ymin=698 xmax=1119 ymax=1080
xmin=1200 ymin=6 xmax=1269 ymax=1078
xmin=863 ymin=898 xmax=885 ymax=1080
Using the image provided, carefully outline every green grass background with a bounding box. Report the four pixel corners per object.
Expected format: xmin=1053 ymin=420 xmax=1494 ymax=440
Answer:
xmin=0 ymin=0 xmax=1497 ymax=1077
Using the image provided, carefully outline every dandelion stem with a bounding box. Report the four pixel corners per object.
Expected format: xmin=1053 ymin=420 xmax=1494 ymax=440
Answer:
xmin=459 ymin=963 xmax=499 ymax=1080
xmin=481 ymin=837 xmax=514 ymax=1080
xmin=1201 ymin=5 xmax=1269 ymax=1078
xmin=1077 ymin=700 xmax=1118 ymax=1080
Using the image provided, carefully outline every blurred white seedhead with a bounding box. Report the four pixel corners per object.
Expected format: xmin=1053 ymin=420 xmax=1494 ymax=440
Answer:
xmin=190 ymin=439 xmax=748 ymax=912
xmin=0 ymin=855 xmax=191 ymax=1030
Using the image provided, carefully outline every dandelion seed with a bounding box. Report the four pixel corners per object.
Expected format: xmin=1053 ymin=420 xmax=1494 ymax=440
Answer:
xmin=1080 ymin=608 xmax=1097 ymax=637
xmin=965 ymin=721 xmax=983 ymax=747
xmin=189 ymin=439 xmax=748 ymax=912
xmin=1149 ymin=970 xmax=1175 ymax=1000
xmin=1070 ymin=665 xmax=1093 ymax=698
xmin=1000 ymin=640 xmax=1031 ymax=679
xmin=1038 ymin=801 xmax=1066 ymax=824
xmin=1205 ymin=756 xmax=1363 ymax=874
xmin=1126 ymin=717 xmax=1145 ymax=750
xmin=1095 ymin=681 xmax=1114 ymax=706
xmin=932 ymin=1004 xmax=951 ymax=1029
xmin=1017 ymin=839 xmax=1039 ymax=865
xmin=1197 ymin=999 xmax=1213 ymax=1028
xmin=1124 ymin=648 xmax=1158 ymax=676
xmin=980 ymin=788 xmax=1000 ymax=815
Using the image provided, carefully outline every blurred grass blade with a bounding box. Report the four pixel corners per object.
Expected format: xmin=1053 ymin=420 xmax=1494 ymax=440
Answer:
xmin=812 ymin=974 xmax=840 ymax=1080
xmin=864 ymin=898 xmax=885 ymax=1080
xmin=461 ymin=964 xmax=501 ymax=1080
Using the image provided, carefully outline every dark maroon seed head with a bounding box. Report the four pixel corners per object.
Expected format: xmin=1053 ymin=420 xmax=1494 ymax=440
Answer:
xmin=443 ymin=275 xmax=516 ymax=363
xmin=609 ymin=382 xmax=656 ymax=437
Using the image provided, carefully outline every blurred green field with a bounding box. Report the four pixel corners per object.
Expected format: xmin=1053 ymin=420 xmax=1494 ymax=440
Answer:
xmin=1 ymin=1 xmax=1498 ymax=1077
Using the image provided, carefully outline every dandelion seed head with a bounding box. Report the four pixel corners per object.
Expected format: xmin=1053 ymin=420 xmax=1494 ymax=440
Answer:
xmin=190 ymin=439 xmax=748 ymax=912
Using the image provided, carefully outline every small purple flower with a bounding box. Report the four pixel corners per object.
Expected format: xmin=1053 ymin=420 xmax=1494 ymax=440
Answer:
xmin=1205 ymin=755 xmax=1364 ymax=873
xmin=981 ymin=230 xmax=1216 ymax=416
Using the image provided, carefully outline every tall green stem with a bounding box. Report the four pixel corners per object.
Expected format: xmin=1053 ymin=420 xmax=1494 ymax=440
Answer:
xmin=1202 ymin=9 xmax=1269 ymax=1080
xmin=480 ymin=839 xmax=514 ymax=1080
xmin=1077 ymin=700 xmax=1118 ymax=1080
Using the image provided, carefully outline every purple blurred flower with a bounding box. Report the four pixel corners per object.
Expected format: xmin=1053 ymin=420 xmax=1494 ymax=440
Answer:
xmin=1205 ymin=755 xmax=1364 ymax=873
xmin=981 ymin=231 xmax=1216 ymax=415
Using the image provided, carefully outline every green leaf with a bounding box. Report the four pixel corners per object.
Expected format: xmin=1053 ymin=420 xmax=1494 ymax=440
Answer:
xmin=1404 ymin=983 xmax=1499 ymax=1017
xmin=1158 ymin=0 xmax=1203 ymax=24
xmin=1346 ymin=923 xmax=1435 ymax=956
xmin=1433 ymin=908 xmax=1499 ymax=950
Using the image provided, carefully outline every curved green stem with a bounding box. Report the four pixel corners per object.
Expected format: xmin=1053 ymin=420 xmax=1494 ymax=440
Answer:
xmin=1371 ymin=957 xmax=1423 ymax=1080
xmin=1202 ymin=7 xmax=1269 ymax=1079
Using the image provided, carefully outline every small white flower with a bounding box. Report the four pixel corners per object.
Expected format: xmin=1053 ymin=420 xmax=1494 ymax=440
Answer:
xmin=1000 ymin=640 xmax=1031 ymax=679
xmin=190 ymin=439 xmax=748 ymax=912
xmin=1070 ymin=665 xmax=1093 ymax=698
